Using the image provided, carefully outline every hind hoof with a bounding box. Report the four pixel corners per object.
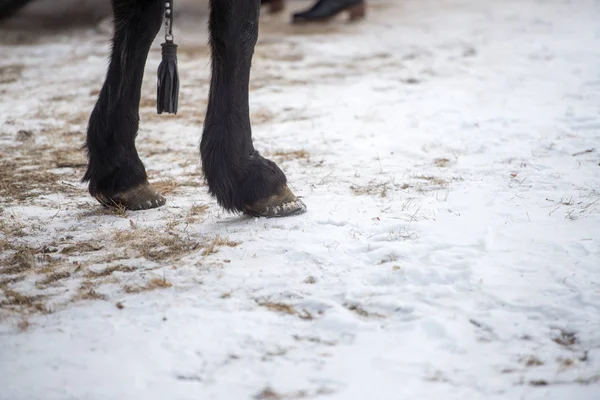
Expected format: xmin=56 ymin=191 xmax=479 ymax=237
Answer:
xmin=243 ymin=185 xmax=306 ymax=218
xmin=94 ymin=183 xmax=166 ymax=211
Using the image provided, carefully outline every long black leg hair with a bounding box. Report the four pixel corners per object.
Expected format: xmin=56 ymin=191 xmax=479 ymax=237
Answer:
xmin=83 ymin=0 xmax=164 ymax=199
xmin=201 ymin=0 xmax=288 ymax=212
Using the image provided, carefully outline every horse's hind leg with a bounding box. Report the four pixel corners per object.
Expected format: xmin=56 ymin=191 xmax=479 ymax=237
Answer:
xmin=201 ymin=0 xmax=306 ymax=217
xmin=83 ymin=0 xmax=165 ymax=210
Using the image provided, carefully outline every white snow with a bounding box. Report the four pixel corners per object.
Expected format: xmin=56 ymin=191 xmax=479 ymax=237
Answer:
xmin=1 ymin=0 xmax=599 ymax=399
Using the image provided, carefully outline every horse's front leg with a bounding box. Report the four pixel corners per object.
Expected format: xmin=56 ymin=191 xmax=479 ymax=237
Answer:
xmin=83 ymin=0 xmax=166 ymax=210
xmin=201 ymin=0 xmax=306 ymax=217
xmin=0 ymin=0 xmax=34 ymax=21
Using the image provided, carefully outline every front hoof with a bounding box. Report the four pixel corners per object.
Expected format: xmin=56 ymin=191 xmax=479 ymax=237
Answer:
xmin=243 ymin=185 xmax=307 ymax=218
xmin=94 ymin=183 xmax=166 ymax=211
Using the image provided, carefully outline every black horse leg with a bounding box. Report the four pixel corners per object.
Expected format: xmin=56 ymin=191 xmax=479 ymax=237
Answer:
xmin=201 ymin=0 xmax=306 ymax=217
xmin=83 ymin=0 xmax=165 ymax=210
xmin=0 ymin=0 xmax=34 ymax=21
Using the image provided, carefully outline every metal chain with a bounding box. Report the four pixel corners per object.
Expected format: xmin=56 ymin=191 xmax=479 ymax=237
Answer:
xmin=164 ymin=1 xmax=174 ymax=42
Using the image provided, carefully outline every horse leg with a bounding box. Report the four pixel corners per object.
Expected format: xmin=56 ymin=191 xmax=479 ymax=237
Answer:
xmin=83 ymin=0 xmax=165 ymax=210
xmin=201 ymin=0 xmax=306 ymax=217
xmin=0 ymin=0 xmax=34 ymax=21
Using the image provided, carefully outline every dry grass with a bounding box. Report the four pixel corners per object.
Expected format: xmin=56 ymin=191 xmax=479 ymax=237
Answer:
xmin=379 ymin=254 xmax=399 ymax=264
xmin=0 ymin=63 xmax=24 ymax=84
xmin=292 ymin=335 xmax=337 ymax=346
xmin=558 ymin=357 xmax=574 ymax=370
xmin=74 ymin=281 xmax=107 ymax=301
xmin=252 ymin=109 xmax=276 ymax=125
xmin=113 ymin=228 xmax=200 ymax=262
xmin=414 ymin=175 xmax=448 ymax=187
xmin=179 ymin=178 xmax=204 ymax=188
xmin=255 ymin=387 xmax=284 ymax=400
xmin=552 ymin=328 xmax=577 ymax=348
xmin=345 ymin=303 xmax=385 ymax=319
xmin=85 ymin=265 xmax=136 ymax=278
xmin=254 ymin=387 xmax=312 ymax=400
xmin=1 ymin=289 xmax=50 ymax=314
xmin=258 ymin=300 xmax=297 ymax=315
xmin=520 ymin=355 xmax=543 ymax=367
xmin=189 ymin=204 xmax=209 ymax=218
xmin=61 ymin=242 xmax=103 ymax=255
xmin=124 ymin=277 xmax=172 ymax=294
xmin=0 ymin=221 xmax=242 ymax=312
xmin=201 ymin=235 xmax=240 ymax=256
xmin=152 ymin=179 xmax=179 ymax=195
xmin=254 ymin=385 xmax=332 ymax=400
xmin=350 ymin=180 xmax=409 ymax=197
xmin=266 ymin=149 xmax=310 ymax=162
xmin=0 ymin=275 xmax=25 ymax=288
xmin=1 ymin=247 xmax=36 ymax=275
xmin=0 ymin=140 xmax=83 ymax=204
xmin=256 ymin=299 xmax=313 ymax=320
xmin=17 ymin=318 xmax=31 ymax=332
xmin=36 ymin=271 xmax=71 ymax=287
xmin=434 ymin=157 xmax=451 ymax=167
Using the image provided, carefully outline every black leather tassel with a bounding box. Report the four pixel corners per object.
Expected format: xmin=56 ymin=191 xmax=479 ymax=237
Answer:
xmin=157 ymin=0 xmax=179 ymax=114
xmin=157 ymin=42 xmax=179 ymax=114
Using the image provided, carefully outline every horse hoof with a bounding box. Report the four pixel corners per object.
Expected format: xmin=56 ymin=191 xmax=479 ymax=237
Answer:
xmin=94 ymin=182 xmax=166 ymax=211
xmin=243 ymin=185 xmax=306 ymax=218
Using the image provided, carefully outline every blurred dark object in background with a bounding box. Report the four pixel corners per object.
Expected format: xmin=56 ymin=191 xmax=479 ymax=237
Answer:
xmin=0 ymin=0 xmax=113 ymax=28
xmin=0 ymin=0 xmax=213 ymax=30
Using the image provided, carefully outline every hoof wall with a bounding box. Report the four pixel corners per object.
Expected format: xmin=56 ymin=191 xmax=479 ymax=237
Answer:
xmin=243 ymin=186 xmax=307 ymax=218
xmin=94 ymin=183 xmax=166 ymax=211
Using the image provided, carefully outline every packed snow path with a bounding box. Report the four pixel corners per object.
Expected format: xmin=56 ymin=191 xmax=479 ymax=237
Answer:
xmin=0 ymin=1 xmax=599 ymax=399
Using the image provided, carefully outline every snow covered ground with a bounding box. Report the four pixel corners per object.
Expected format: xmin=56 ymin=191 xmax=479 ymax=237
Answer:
xmin=1 ymin=0 xmax=599 ymax=399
